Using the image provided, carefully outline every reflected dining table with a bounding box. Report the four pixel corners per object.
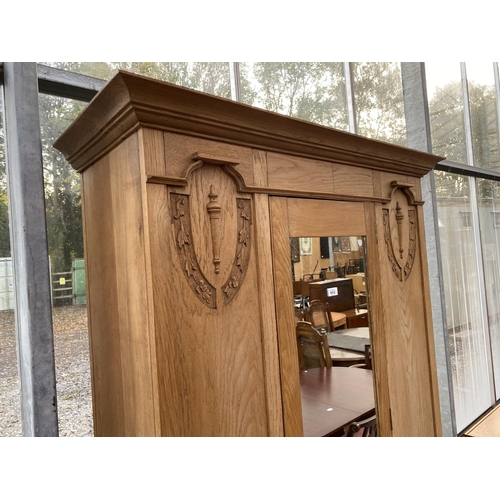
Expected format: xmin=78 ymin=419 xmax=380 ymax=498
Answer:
xmin=300 ymin=367 xmax=375 ymax=437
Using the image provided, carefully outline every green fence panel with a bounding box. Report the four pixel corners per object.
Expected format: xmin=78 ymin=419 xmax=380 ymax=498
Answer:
xmin=72 ymin=258 xmax=86 ymax=305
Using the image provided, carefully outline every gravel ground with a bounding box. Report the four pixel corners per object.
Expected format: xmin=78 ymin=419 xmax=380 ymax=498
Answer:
xmin=0 ymin=305 xmax=93 ymax=437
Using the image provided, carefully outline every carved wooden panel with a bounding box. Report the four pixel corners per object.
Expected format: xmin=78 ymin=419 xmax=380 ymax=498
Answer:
xmin=171 ymin=193 xmax=217 ymax=308
xmin=223 ymin=199 xmax=252 ymax=306
xmin=382 ymin=181 xmax=422 ymax=282
xmin=170 ymin=157 xmax=253 ymax=309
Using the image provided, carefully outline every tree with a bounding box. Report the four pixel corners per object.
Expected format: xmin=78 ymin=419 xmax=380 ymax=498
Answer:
xmin=428 ymin=80 xmax=468 ymax=165
xmin=39 ymin=94 xmax=87 ymax=274
xmin=35 ymin=62 xmax=237 ymax=276
xmin=242 ymin=62 xmax=348 ymax=130
xmin=351 ymin=62 xmax=407 ymax=146
xmin=0 ymin=101 xmax=11 ymax=257
xmin=468 ymin=81 xmax=500 ymax=171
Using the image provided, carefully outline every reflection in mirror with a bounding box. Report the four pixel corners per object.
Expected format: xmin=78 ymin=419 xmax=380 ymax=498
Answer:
xmin=292 ymin=236 xmax=370 ymax=368
xmin=291 ymin=236 xmax=367 ymax=310
xmin=292 ymin=236 xmax=375 ymax=437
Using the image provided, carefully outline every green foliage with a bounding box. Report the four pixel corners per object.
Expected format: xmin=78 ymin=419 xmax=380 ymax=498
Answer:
xmin=0 ymin=102 xmax=10 ymax=258
xmin=428 ymin=80 xmax=468 ymax=164
xmin=40 ymin=62 xmax=232 ymax=98
xmin=428 ymin=79 xmax=499 ymax=170
xmin=35 ymin=62 xmax=234 ymax=274
xmin=468 ymin=82 xmax=500 ymax=171
xmin=242 ymin=62 xmax=348 ymax=130
xmin=434 ymin=170 xmax=470 ymax=199
xmin=351 ymin=62 xmax=407 ymax=146
xmin=39 ymin=94 xmax=87 ymax=274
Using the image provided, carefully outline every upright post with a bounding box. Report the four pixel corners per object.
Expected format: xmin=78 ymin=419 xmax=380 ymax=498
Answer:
xmin=401 ymin=62 xmax=455 ymax=436
xmin=2 ymin=62 xmax=58 ymax=436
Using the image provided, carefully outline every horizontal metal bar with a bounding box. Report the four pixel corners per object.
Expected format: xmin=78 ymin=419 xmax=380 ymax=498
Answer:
xmin=36 ymin=64 xmax=105 ymax=102
xmin=1 ymin=63 xmax=105 ymax=102
xmin=436 ymin=159 xmax=500 ymax=182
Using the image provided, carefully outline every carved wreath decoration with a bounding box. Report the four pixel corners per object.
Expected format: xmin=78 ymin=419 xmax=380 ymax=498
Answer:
xmin=382 ymin=181 xmax=421 ymax=282
xmin=171 ymin=191 xmax=252 ymax=309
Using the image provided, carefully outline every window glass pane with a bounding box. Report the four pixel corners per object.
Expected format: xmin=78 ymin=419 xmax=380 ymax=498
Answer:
xmin=351 ymin=62 xmax=407 ymax=146
xmin=39 ymin=94 xmax=93 ymax=436
xmin=435 ymin=171 xmax=492 ymax=432
xmin=466 ymin=63 xmax=500 ymax=171
xmin=426 ymin=62 xmax=468 ymax=164
xmin=476 ymin=178 xmax=500 ymax=399
xmin=240 ymin=63 xmax=348 ymax=131
xmin=38 ymin=62 xmax=231 ymax=98
xmin=0 ymin=86 xmax=22 ymax=436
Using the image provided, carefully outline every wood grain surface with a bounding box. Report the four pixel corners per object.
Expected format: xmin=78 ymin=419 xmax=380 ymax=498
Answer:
xmin=81 ymin=132 xmax=158 ymax=436
xmin=148 ymin=166 xmax=269 ymax=436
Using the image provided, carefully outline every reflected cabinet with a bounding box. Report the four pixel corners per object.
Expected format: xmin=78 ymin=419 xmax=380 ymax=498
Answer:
xmin=55 ymin=71 xmax=444 ymax=436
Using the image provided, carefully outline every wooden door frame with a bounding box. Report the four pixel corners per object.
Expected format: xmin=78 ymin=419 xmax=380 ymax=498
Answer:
xmin=269 ymin=196 xmax=383 ymax=436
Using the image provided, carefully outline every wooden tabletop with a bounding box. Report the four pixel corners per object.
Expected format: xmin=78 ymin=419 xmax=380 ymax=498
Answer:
xmin=327 ymin=327 xmax=370 ymax=353
xmin=300 ymin=367 xmax=375 ymax=437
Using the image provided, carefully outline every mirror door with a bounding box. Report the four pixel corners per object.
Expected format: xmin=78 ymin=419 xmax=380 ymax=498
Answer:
xmin=269 ymin=196 xmax=379 ymax=436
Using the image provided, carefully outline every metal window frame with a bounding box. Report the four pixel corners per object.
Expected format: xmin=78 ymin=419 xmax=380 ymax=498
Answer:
xmin=401 ymin=62 xmax=457 ymax=437
xmin=344 ymin=62 xmax=358 ymax=134
xmin=1 ymin=62 xmax=59 ymax=436
xmin=430 ymin=62 xmax=500 ymax=431
xmin=228 ymin=62 xmax=241 ymax=102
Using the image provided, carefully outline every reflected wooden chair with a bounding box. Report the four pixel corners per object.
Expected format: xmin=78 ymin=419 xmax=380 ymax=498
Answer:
xmin=344 ymin=413 xmax=377 ymax=437
xmin=307 ymin=300 xmax=333 ymax=333
xmin=307 ymin=300 xmax=346 ymax=332
xmin=349 ymin=344 xmax=372 ymax=370
xmin=336 ymin=264 xmax=347 ymax=278
xmin=296 ymin=321 xmax=332 ymax=370
xmin=294 ymin=308 xmax=305 ymax=325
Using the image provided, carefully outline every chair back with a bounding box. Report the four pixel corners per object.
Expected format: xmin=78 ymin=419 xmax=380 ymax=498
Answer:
xmin=344 ymin=414 xmax=377 ymax=437
xmin=336 ymin=264 xmax=346 ymax=278
xmin=349 ymin=344 xmax=372 ymax=370
xmin=364 ymin=344 xmax=372 ymax=370
xmin=296 ymin=321 xmax=332 ymax=370
xmin=294 ymin=308 xmax=305 ymax=325
xmin=307 ymin=300 xmax=334 ymax=333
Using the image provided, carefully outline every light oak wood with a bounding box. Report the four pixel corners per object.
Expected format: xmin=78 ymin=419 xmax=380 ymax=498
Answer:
xmin=333 ymin=164 xmax=375 ymax=199
xmin=163 ymin=132 xmax=255 ymax=186
xmin=363 ymin=201 xmax=391 ymax=437
xmin=148 ymin=170 xmax=268 ymax=436
xmin=267 ymin=152 xmax=334 ymax=194
xmin=270 ymin=197 xmax=304 ymax=436
xmin=253 ymin=193 xmax=284 ymax=436
xmin=81 ymin=133 xmax=158 ymax=436
xmin=139 ymin=128 xmax=166 ymax=177
xmin=55 ymin=71 xmax=444 ymax=437
xmin=287 ymin=198 xmax=366 ymax=237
